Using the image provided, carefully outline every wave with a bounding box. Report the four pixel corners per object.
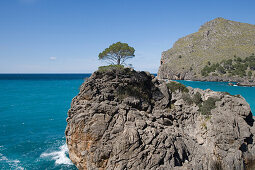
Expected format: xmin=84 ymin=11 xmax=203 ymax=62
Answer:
xmin=0 ymin=153 xmax=24 ymax=170
xmin=40 ymin=143 xmax=73 ymax=165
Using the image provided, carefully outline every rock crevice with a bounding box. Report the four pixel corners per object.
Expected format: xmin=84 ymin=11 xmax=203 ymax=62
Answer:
xmin=66 ymin=68 xmax=255 ymax=170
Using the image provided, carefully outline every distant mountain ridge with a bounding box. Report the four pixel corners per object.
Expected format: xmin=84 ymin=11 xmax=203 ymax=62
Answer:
xmin=158 ymin=17 xmax=255 ymax=83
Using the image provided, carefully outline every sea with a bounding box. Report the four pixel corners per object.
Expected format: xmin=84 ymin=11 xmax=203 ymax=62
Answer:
xmin=0 ymin=74 xmax=254 ymax=169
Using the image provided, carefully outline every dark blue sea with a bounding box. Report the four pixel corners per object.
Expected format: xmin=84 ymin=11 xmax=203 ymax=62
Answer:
xmin=0 ymin=74 xmax=254 ymax=169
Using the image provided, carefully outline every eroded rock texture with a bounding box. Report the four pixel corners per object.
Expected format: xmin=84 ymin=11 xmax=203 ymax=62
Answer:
xmin=66 ymin=68 xmax=255 ymax=170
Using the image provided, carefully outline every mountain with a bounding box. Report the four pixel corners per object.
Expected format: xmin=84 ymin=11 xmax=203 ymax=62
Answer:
xmin=158 ymin=18 xmax=255 ymax=82
xmin=66 ymin=66 xmax=255 ymax=170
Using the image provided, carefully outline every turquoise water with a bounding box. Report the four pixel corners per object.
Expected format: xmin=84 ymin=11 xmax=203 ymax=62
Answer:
xmin=0 ymin=74 xmax=91 ymax=170
xmin=177 ymin=80 xmax=255 ymax=114
xmin=0 ymin=75 xmax=254 ymax=169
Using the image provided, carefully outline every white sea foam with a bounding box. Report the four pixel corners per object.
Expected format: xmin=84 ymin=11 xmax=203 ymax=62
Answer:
xmin=40 ymin=143 xmax=73 ymax=165
xmin=0 ymin=153 xmax=24 ymax=170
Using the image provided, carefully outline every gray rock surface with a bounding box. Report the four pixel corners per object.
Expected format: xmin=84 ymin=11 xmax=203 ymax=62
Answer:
xmin=66 ymin=68 xmax=255 ymax=170
xmin=237 ymin=81 xmax=255 ymax=87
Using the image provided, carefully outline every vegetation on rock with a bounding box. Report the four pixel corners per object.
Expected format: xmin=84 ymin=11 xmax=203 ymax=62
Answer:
xmin=193 ymin=92 xmax=202 ymax=105
xmin=201 ymin=54 xmax=255 ymax=78
xmin=98 ymin=64 xmax=125 ymax=72
xmin=158 ymin=18 xmax=255 ymax=81
xmin=98 ymin=42 xmax=135 ymax=65
xmin=66 ymin=68 xmax=255 ymax=170
xmin=116 ymin=85 xmax=150 ymax=101
xmin=182 ymin=93 xmax=193 ymax=105
xmin=198 ymin=97 xmax=220 ymax=115
xmin=166 ymin=81 xmax=189 ymax=93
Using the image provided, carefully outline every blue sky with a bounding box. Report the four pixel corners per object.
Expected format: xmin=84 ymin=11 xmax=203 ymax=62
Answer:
xmin=0 ymin=0 xmax=255 ymax=73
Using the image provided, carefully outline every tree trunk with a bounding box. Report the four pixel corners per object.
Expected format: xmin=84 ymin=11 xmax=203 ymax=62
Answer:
xmin=116 ymin=56 xmax=120 ymax=81
xmin=117 ymin=57 xmax=120 ymax=65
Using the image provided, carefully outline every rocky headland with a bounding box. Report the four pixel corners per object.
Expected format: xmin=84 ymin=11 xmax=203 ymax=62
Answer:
xmin=158 ymin=18 xmax=255 ymax=85
xmin=66 ymin=67 xmax=255 ymax=170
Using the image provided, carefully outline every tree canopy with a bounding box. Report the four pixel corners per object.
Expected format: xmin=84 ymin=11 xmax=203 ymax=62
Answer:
xmin=98 ymin=42 xmax=135 ymax=65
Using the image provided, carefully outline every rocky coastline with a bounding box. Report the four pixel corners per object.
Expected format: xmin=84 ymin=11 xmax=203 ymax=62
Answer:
xmin=158 ymin=68 xmax=255 ymax=86
xmin=158 ymin=18 xmax=255 ymax=86
xmin=66 ymin=67 xmax=255 ymax=170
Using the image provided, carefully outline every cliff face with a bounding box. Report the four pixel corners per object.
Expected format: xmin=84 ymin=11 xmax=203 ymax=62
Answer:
xmin=66 ymin=67 xmax=255 ymax=170
xmin=158 ymin=18 xmax=255 ymax=81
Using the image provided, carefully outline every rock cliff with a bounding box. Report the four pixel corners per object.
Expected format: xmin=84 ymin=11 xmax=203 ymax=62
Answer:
xmin=66 ymin=67 xmax=255 ymax=170
xmin=158 ymin=18 xmax=255 ymax=82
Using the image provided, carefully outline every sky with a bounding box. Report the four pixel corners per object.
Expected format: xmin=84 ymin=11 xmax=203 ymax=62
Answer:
xmin=0 ymin=0 xmax=255 ymax=73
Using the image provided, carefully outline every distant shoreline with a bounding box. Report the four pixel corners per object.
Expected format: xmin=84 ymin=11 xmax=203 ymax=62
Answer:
xmin=161 ymin=78 xmax=255 ymax=87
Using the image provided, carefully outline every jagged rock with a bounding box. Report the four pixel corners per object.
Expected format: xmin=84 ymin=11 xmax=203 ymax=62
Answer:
xmin=66 ymin=67 xmax=255 ymax=170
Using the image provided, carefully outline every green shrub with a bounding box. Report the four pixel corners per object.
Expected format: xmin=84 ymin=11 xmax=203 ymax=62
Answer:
xmin=201 ymin=55 xmax=255 ymax=78
xmin=223 ymin=59 xmax=233 ymax=70
xmin=248 ymin=71 xmax=252 ymax=78
xmin=217 ymin=66 xmax=226 ymax=74
xmin=201 ymin=69 xmax=208 ymax=77
xmin=166 ymin=81 xmax=189 ymax=93
xmin=221 ymin=92 xmax=242 ymax=98
xmin=250 ymin=62 xmax=255 ymax=70
xmin=182 ymin=93 xmax=193 ymax=105
xmin=198 ymin=97 xmax=220 ymax=115
xmin=116 ymin=85 xmax=149 ymax=101
xmin=98 ymin=64 xmax=124 ymax=72
xmin=193 ymin=92 xmax=202 ymax=105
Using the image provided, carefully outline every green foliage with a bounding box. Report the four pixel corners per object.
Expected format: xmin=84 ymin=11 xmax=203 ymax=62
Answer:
xmin=182 ymin=92 xmax=202 ymax=105
xmin=182 ymin=93 xmax=193 ymax=105
xmin=236 ymin=57 xmax=242 ymax=62
xmin=223 ymin=59 xmax=233 ymax=69
xmin=99 ymin=42 xmax=135 ymax=65
xmin=98 ymin=64 xmax=124 ymax=72
xmin=248 ymin=71 xmax=252 ymax=78
xmin=221 ymin=92 xmax=241 ymax=98
xmin=217 ymin=66 xmax=226 ymax=74
xmin=198 ymin=97 xmax=220 ymax=115
xmin=166 ymin=81 xmax=189 ymax=93
xmin=178 ymin=55 xmax=182 ymax=58
xmin=201 ymin=64 xmax=220 ymax=76
xmin=193 ymin=92 xmax=202 ymax=105
xmin=116 ymin=85 xmax=149 ymax=101
xmin=162 ymin=18 xmax=255 ymax=78
xmin=250 ymin=63 xmax=255 ymax=70
xmin=201 ymin=55 xmax=255 ymax=77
